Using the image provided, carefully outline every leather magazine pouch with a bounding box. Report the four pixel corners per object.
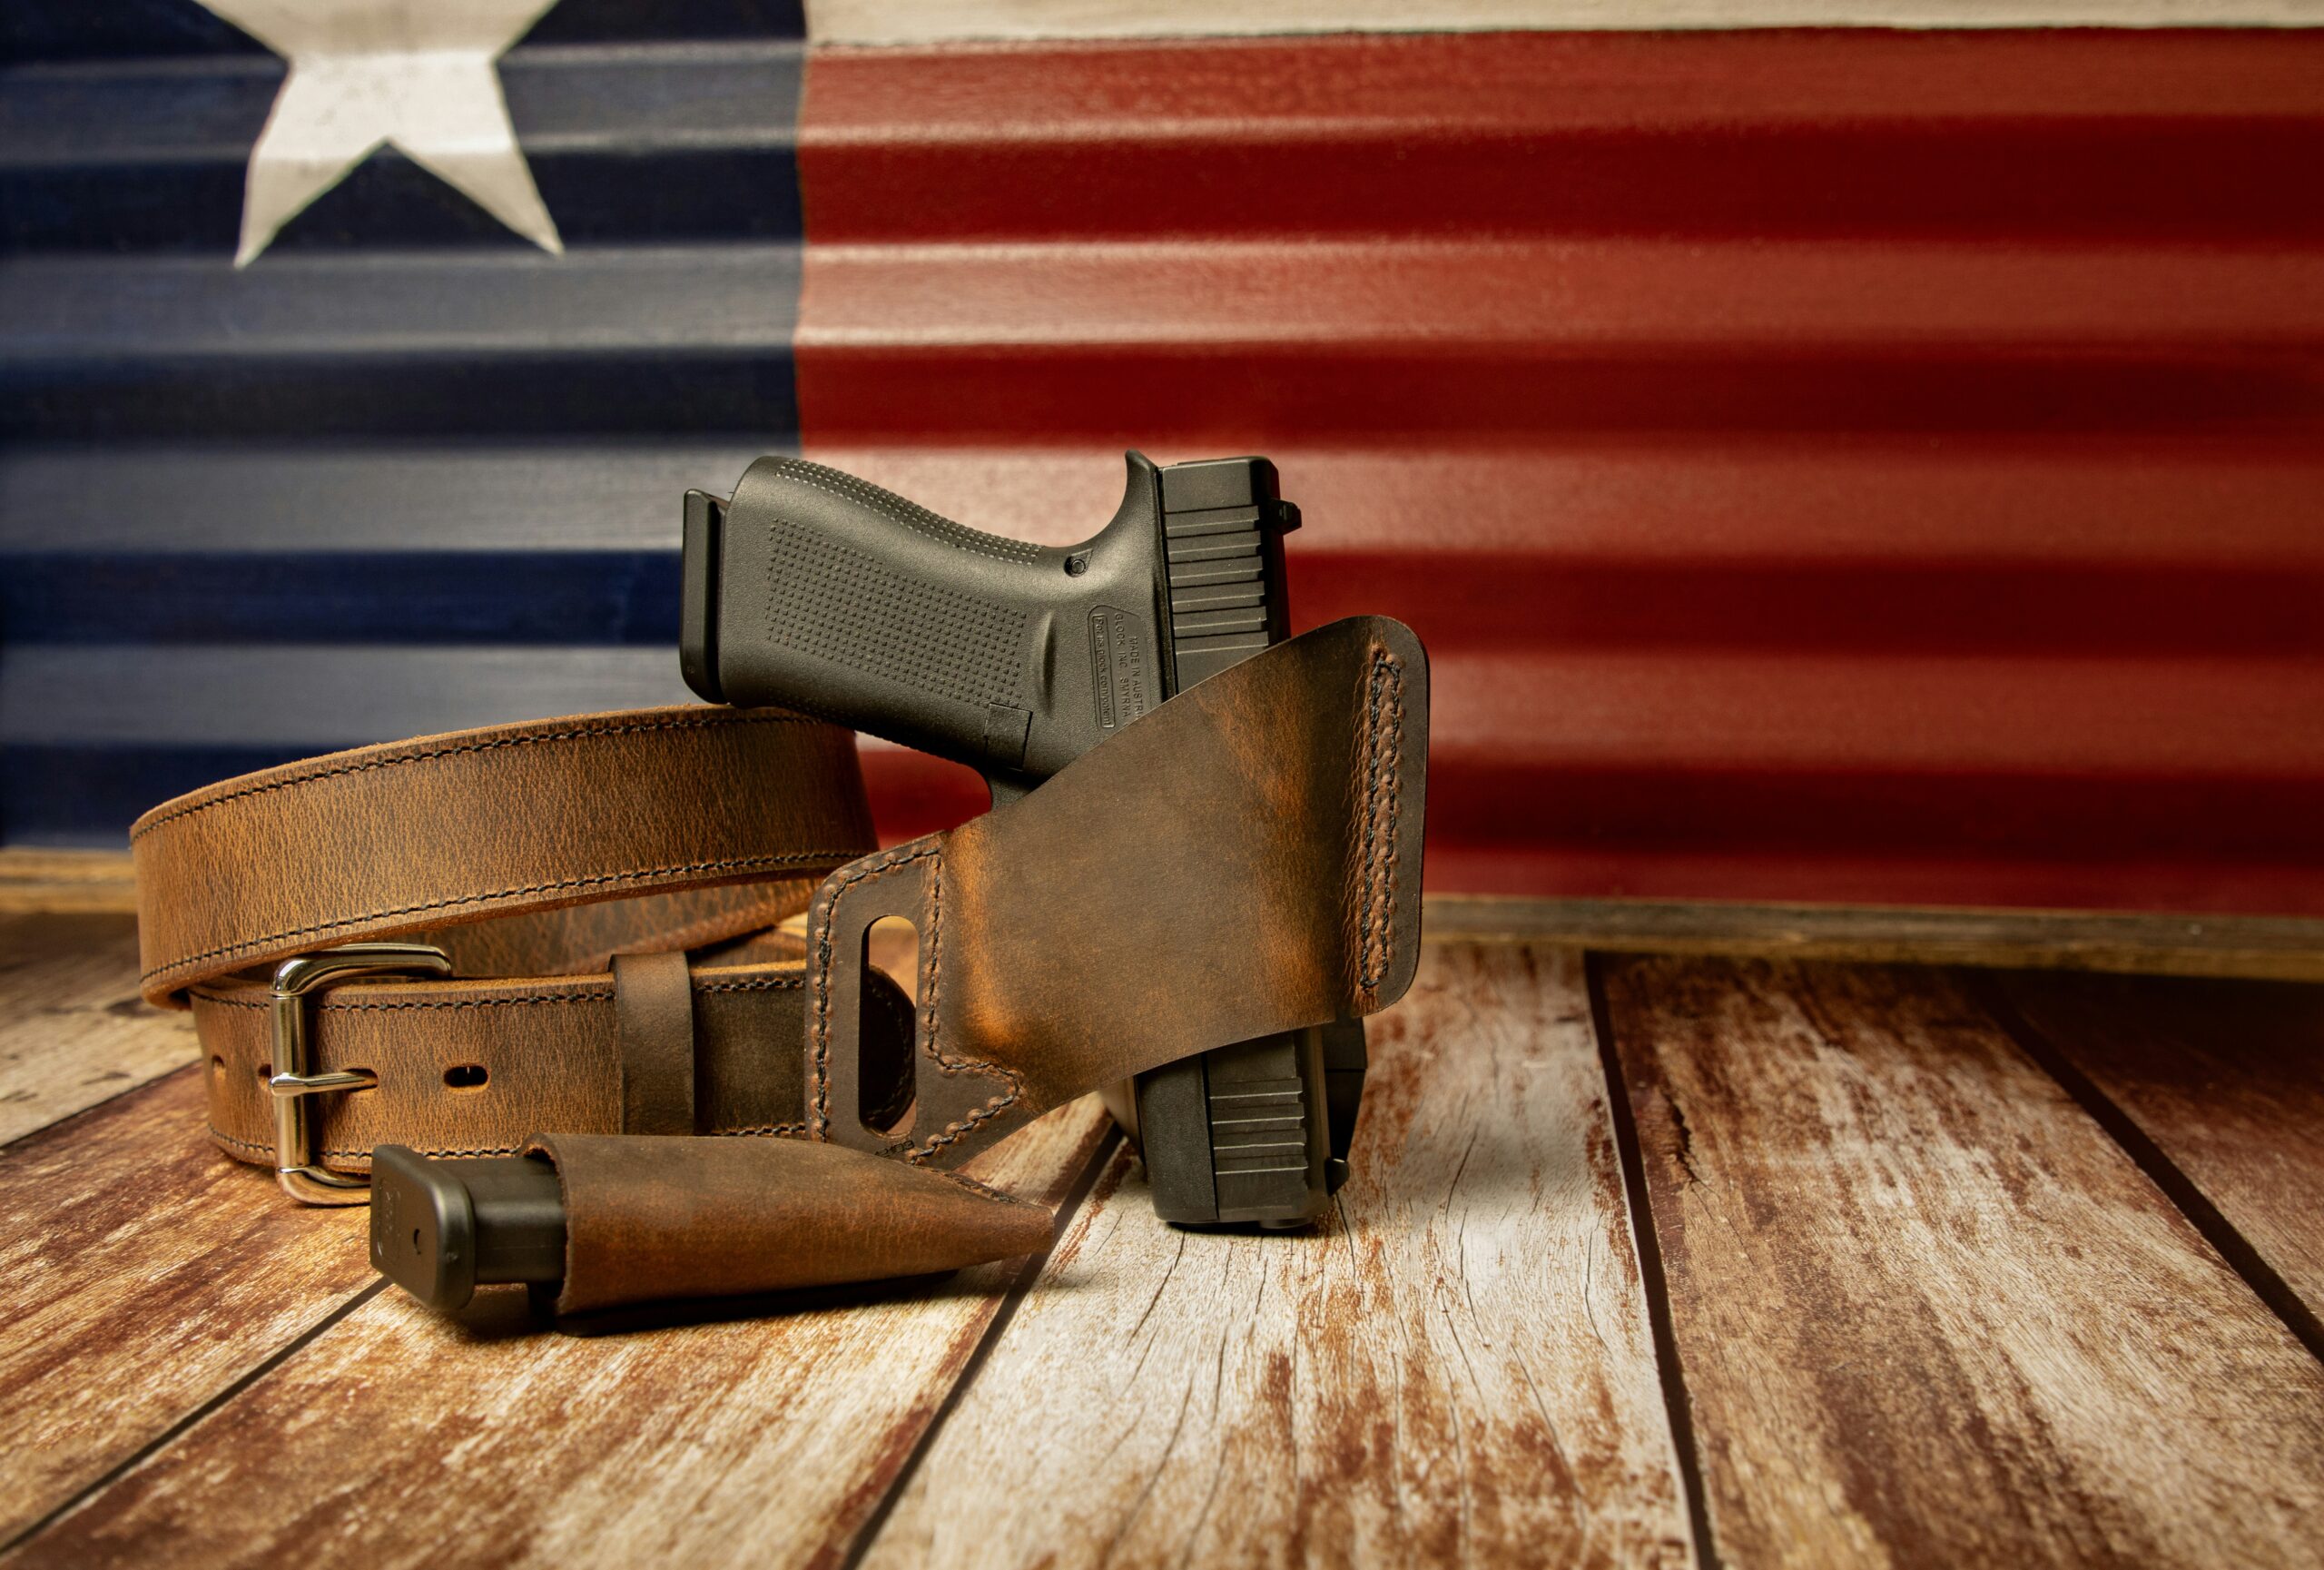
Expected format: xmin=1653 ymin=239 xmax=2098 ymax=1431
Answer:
xmin=804 ymin=614 xmax=1430 ymax=1170
xmin=527 ymin=1133 xmax=1053 ymax=1317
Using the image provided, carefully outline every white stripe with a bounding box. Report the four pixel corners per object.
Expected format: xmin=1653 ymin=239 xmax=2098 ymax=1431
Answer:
xmin=805 ymin=0 xmax=2323 ymax=44
xmin=0 ymin=441 xmax=769 ymax=553
xmin=0 ymin=646 xmax=696 ymax=746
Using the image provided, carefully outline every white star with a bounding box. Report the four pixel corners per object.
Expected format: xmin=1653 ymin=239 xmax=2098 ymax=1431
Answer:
xmin=198 ymin=0 xmax=566 ymax=266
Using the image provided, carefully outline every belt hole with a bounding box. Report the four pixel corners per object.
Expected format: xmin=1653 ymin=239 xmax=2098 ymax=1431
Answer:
xmin=256 ymin=1062 xmax=271 ymax=1080
xmin=210 ymin=1055 xmax=224 ymax=1078
xmin=443 ymin=1063 xmax=488 ymax=1091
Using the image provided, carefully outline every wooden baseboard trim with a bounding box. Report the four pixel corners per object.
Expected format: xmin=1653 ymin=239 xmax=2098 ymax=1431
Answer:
xmin=1426 ymin=895 xmax=2324 ymax=982
xmin=8 ymin=850 xmax=2319 ymax=981
xmin=0 ymin=849 xmax=139 ymax=914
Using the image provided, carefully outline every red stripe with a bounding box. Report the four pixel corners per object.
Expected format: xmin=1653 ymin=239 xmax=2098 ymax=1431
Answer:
xmin=798 ymin=240 xmax=2324 ymax=444
xmin=802 ymin=31 xmax=2324 ymax=242
xmin=796 ymin=30 xmax=2324 ymax=916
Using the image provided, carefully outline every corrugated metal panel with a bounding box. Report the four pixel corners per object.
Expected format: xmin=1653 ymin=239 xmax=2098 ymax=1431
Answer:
xmin=803 ymin=0 xmax=2324 ymax=41
xmin=0 ymin=0 xmax=807 ymax=843
xmin=795 ymin=29 xmax=2324 ymax=914
xmin=9 ymin=15 xmax=2323 ymax=922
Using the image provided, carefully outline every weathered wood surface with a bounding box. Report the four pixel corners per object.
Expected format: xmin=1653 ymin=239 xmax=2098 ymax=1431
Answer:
xmin=1600 ymin=954 xmax=2324 ymax=1569
xmin=1994 ymin=968 xmax=2324 ymax=1325
xmin=9 ymin=921 xmax=2324 ymax=1570
xmin=864 ymin=945 xmax=1693 ymax=1569
xmin=1425 ymin=896 xmax=2324 ymax=982
xmin=10 ymin=1096 xmax=1114 ymax=1570
xmin=18 ymin=852 xmax=2324 ymax=978
xmin=0 ymin=913 xmax=196 ymax=1147
xmin=0 ymin=853 xmax=138 ymax=917
xmin=0 ymin=1069 xmax=376 ymax=1545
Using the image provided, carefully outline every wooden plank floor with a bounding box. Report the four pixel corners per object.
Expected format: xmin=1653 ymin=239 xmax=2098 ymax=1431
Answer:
xmin=866 ymin=946 xmax=1691 ymax=1568
xmin=2 ymin=919 xmax=2319 ymax=1568
xmin=0 ymin=914 xmax=196 ymax=1146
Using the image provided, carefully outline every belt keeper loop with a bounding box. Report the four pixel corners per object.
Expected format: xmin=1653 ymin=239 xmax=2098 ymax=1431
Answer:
xmin=612 ymin=951 xmax=698 ymax=1135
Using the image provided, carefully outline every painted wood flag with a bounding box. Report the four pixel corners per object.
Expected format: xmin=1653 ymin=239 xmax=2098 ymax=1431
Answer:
xmin=3 ymin=0 xmax=2322 ymax=918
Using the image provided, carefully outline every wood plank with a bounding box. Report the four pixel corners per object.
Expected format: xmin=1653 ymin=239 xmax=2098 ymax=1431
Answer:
xmin=1599 ymin=954 xmax=2324 ymax=1568
xmin=0 ymin=1069 xmax=376 ymax=1545
xmin=25 ymin=863 xmax=2324 ymax=982
xmin=1426 ymin=896 xmax=2324 ymax=983
xmin=14 ymin=1096 xmax=1114 ymax=1568
xmin=862 ymin=944 xmax=1694 ymax=1568
xmin=1991 ymin=968 xmax=2324 ymax=1324
xmin=0 ymin=854 xmax=138 ymax=917
xmin=0 ymin=913 xmax=198 ymax=1147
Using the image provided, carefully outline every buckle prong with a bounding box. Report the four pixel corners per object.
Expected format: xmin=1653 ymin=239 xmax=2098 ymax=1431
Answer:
xmin=268 ymin=943 xmax=452 ymax=1205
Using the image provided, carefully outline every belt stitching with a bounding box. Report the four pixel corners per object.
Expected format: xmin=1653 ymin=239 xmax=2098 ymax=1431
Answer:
xmin=212 ymin=1123 xmax=810 ymax=1160
xmin=131 ymin=709 xmax=826 ymax=844
xmin=190 ymin=974 xmax=803 ymax=1012
xmin=143 ymin=850 xmax=857 ymax=986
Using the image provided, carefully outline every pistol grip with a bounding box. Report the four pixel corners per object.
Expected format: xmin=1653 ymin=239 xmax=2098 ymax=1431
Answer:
xmin=684 ymin=458 xmax=1057 ymax=775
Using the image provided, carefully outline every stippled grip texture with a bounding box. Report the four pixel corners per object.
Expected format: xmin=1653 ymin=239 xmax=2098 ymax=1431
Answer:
xmin=756 ymin=459 xmax=1042 ymax=565
xmin=759 ymin=527 xmax=1029 ymax=713
xmin=716 ymin=455 xmax=1076 ymax=775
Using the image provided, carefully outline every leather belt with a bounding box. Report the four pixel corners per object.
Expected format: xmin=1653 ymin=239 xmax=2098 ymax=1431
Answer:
xmin=132 ymin=617 xmax=1430 ymax=1309
xmin=133 ymin=706 xmax=880 ymax=1197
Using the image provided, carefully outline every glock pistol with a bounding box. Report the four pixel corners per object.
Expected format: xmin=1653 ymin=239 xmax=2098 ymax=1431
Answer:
xmin=679 ymin=452 xmax=1365 ymax=1227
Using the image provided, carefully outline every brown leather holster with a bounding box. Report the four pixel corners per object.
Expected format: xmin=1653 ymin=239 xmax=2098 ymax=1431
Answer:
xmin=133 ymin=617 xmax=1428 ymax=1312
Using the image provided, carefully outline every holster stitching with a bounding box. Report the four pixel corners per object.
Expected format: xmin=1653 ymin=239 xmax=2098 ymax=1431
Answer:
xmin=809 ymin=844 xmax=939 ymax=1140
xmin=902 ymin=846 xmax=1020 ymax=1163
xmin=1356 ymin=648 xmax=1406 ymax=992
xmin=807 ymin=842 xmax=1020 ymax=1154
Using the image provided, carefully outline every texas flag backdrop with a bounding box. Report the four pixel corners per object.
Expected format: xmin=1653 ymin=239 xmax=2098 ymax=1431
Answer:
xmin=3 ymin=0 xmax=2322 ymax=917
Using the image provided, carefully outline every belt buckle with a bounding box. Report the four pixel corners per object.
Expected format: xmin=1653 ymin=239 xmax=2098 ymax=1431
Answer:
xmin=268 ymin=942 xmax=452 ymax=1205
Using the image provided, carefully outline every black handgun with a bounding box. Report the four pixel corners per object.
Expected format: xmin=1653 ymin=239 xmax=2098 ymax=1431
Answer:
xmin=679 ymin=452 xmax=1365 ymax=1227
